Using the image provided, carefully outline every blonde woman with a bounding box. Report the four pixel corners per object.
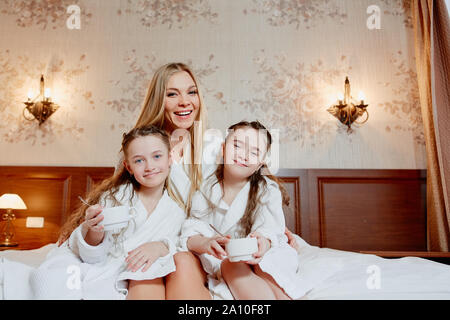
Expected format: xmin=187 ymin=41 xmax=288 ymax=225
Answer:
xmin=80 ymin=62 xmax=296 ymax=299
xmin=83 ymin=62 xmax=213 ymax=299
xmin=133 ymin=62 xmax=213 ymax=299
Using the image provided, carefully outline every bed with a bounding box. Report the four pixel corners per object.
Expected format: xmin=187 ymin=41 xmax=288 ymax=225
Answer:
xmin=2 ymin=235 xmax=450 ymax=300
xmin=1 ymin=166 xmax=450 ymax=300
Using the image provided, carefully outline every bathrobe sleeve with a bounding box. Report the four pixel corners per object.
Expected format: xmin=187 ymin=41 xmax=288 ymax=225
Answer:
xmin=251 ymin=182 xmax=286 ymax=248
xmin=68 ymin=224 xmax=113 ymax=264
xmin=67 ymin=192 xmax=117 ymax=264
xmin=178 ymin=191 xmax=215 ymax=251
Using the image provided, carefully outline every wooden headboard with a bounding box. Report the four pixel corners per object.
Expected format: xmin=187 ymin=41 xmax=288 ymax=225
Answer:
xmin=0 ymin=166 xmax=427 ymax=253
xmin=0 ymin=166 xmax=114 ymax=250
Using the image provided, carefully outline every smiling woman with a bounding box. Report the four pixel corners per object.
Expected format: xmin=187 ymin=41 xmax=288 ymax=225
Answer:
xmin=163 ymin=71 xmax=200 ymax=133
xmin=127 ymin=62 xmax=212 ymax=300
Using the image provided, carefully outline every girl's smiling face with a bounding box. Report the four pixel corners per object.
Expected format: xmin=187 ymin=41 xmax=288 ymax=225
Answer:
xmin=164 ymin=71 xmax=200 ymax=132
xmin=123 ymin=135 xmax=171 ymax=190
xmin=223 ymin=127 xmax=268 ymax=180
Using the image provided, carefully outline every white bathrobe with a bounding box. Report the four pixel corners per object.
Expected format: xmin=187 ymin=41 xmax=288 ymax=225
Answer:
xmin=168 ymin=130 xmax=222 ymax=205
xmin=24 ymin=183 xmax=185 ymax=300
xmin=179 ymin=174 xmax=301 ymax=300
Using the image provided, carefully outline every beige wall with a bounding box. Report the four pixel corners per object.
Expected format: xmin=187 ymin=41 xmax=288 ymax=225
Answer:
xmin=0 ymin=0 xmax=426 ymax=169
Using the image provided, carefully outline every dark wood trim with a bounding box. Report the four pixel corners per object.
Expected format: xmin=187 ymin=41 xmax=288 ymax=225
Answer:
xmin=278 ymin=168 xmax=428 ymax=252
xmin=277 ymin=169 xmax=308 ymax=240
xmin=0 ymin=166 xmax=431 ymax=254
xmin=0 ymin=166 xmax=115 ymax=250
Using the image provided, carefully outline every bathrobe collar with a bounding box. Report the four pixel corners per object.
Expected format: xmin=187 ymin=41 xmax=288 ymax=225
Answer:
xmin=204 ymin=177 xmax=251 ymax=235
xmin=114 ymin=183 xmax=170 ymax=227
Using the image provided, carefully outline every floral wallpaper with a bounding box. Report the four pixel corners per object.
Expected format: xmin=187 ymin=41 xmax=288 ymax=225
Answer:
xmin=0 ymin=0 xmax=91 ymax=30
xmin=243 ymin=0 xmax=348 ymax=29
xmin=378 ymin=51 xmax=424 ymax=145
xmin=118 ymin=0 xmax=218 ymax=29
xmin=240 ymin=52 xmax=352 ymax=147
xmin=380 ymin=0 xmax=413 ymax=28
xmin=0 ymin=0 xmax=426 ymax=169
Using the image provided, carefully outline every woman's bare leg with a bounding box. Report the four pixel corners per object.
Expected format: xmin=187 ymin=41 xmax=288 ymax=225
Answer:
xmin=221 ymin=259 xmax=275 ymax=300
xmin=253 ymin=265 xmax=291 ymax=300
xmin=165 ymin=251 xmax=211 ymax=300
xmin=127 ymin=277 xmax=165 ymax=300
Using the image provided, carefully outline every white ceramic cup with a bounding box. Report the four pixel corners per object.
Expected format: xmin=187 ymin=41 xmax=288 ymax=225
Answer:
xmin=98 ymin=206 xmax=134 ymax=231
xmin=225 ymin=237 xmax=258 ymax=262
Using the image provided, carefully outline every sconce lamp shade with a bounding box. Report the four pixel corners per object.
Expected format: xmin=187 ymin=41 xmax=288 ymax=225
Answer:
xmin=0 ymin=194 xmax=27 ymax=210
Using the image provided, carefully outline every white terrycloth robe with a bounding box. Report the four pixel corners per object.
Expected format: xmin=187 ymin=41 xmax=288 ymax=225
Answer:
xmin=13 ymin=183 xmax=186 ymax=300
xmin=179 ymin=175 xmax=301 ymax=300
xmin=168 ymin=130 xmax=222 ymax=205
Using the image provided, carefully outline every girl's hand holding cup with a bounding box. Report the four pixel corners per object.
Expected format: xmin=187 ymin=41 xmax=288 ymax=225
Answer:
xmin=82 ymin=204 xmax=105 ymax=246
xmin=246 ymin=231 xmax=270 ymax=265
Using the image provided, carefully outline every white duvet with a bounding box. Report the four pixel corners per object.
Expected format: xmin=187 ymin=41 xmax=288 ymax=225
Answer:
xmin=2 ymin=234 xmax=450 ymax=300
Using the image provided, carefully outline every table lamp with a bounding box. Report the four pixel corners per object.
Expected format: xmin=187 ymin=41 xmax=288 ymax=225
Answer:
xmin=0 ymin=193 xmax=27 ymax=247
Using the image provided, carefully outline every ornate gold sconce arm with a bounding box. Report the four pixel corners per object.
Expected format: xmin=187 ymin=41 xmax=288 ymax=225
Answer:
xmin=22 ymin=75 xmax=60 ymax=125
xmin=327 ymin=77 xmax=369 ymax=132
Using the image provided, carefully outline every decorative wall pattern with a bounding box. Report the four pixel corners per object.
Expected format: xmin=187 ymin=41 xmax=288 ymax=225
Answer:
xmin=240 ymin=52 xmax=352 ymax=147
xmin=378 ymin=51 xmax=424 ymax=145
xmin=119 ymin=0 xmax=218 ymax=29
xmin=0 ymin=0 xmax=91 ymax=30
xmin=380 ymin=0 xmax=413 ymax=28
xmin=0 ymin=0 xmax=426 ymax=169
xmin=243 ymin=0 xmax=348 ymax=29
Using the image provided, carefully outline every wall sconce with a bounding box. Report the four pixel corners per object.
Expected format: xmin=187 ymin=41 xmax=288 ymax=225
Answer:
xmin=327 ymin=77 xmax=369 ymax=132
xmin=23 ymin=75 xmax=59 ymax=125
xmin=0 ymin=193 xmax=27 ymax=247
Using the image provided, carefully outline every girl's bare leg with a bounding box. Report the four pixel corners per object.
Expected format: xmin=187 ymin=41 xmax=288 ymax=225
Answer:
xmin=165 ymin=251 xmax=211 ymax=300
xmin=127 ymin=277 xmax=165 ymax=300
xmin=253 ymin=264 xmax=291 ymax=300
xmin=221 ymin=259 xmax=275 ymax=300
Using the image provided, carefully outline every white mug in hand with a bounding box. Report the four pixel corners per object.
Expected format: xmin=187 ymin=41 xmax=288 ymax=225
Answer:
xmin=225 ymin=237 xmax=258 ymax=262
xmin=98 ymin=206 xmax=136 ymax=231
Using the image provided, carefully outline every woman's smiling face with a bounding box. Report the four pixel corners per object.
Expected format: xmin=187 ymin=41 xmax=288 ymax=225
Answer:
xmin=164 ymin=71 xmax=200 ymax=132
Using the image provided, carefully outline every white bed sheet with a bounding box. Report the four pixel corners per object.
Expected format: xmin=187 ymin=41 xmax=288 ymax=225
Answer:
xmin=1 ymin=237 xmax=450 ymax=300
xmin=0 ymin=243 xmax=57 ymax=300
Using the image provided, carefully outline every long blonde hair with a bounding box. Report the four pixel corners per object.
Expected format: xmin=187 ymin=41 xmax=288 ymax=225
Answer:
xmin=58 ymin=125 xmax=184 ymax=245
xmin=134 ymin=62 xmax=207 ymax=214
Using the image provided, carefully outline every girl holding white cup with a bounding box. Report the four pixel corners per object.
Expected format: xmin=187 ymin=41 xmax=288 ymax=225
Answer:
xmin=180 ymin=121 xmax=300 ymax=300
xmin=51 ymin=125 xmax=186 ymax=299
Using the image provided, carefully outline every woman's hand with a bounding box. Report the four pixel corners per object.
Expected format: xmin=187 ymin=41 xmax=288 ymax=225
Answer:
xmin=125 ymin=241 xmax=169 ymax=272
xmin=82 ymin=204 xmax=105 ymax=246
xmin=187 ymin=234 xmax=231 ymax=260
xmin=246 ymin=231 xmax=271 ymax=265
xmin=285 ymin=227 xmax=300 ymax=253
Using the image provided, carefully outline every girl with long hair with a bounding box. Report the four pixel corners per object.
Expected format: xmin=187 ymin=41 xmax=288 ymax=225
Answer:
xmin=180 ymin=121 xmax=301 ymax=300
xmin=77 ymin=62 xmax=214 ymax=299
xmin=40 ymin=125 xmax=186 ymax=299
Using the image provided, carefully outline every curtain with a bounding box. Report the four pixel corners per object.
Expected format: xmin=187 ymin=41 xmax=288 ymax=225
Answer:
xmin=412 ymin=0 xmax=450 ymax=251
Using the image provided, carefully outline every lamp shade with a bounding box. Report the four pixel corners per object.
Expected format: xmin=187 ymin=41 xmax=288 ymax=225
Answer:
xmin=0 ymin=194 xmax=27 ymax=210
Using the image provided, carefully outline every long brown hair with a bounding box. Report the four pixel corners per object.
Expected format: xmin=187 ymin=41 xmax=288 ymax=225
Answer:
xmin=57 ymin=125 xmax=184 ymax=245
xmin=207 ymin=121 xmax=289 ymax=237
xmin=134 ymin=62 xmax=207 ymax=214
